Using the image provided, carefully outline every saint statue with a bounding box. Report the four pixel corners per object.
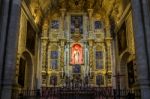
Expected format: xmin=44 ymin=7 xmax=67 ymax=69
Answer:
xmin=71 ymin=44 xmax=83 ymax=64
xmin=73 ymin=49 xmax=79 ymax=64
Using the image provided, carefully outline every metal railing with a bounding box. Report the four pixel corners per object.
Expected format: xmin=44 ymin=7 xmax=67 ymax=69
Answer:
xmin=12 ymin=87 xmax=141 ymax=99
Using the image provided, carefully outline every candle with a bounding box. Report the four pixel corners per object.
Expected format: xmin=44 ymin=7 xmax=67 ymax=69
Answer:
xmin=90 ymin=68 xmax=91 ymax=76
xmin=62 ymin=68 xmax=63 ymax=77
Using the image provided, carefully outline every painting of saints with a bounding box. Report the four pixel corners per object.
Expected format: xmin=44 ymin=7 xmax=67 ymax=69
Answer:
xmin=71 ymin=16 xmax=83 ymax=34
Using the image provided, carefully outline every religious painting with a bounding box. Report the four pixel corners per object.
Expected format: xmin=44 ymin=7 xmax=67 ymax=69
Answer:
xmin=51 ymin=20 xmax=59 ymax=29
xmin=51 ymin=60 xmax=58 ymax=69
xmin=127 ymin=61 xmax=135 ymax=88
xmin=96 ymin=60 xmax=103 ymax=69
xmin=51 ymin=51 xmax=58 ymax=59
xmin=50 ymin=51 xmax=58 ymax=69
xmin=117 ymin=23 xmax=127 ymax=54
xmin=96 ymin=75 xmax=104 ymax=86
xmin=96 ymin=51 xmax=103 ymax=69
xmin=95 ymin=21 xmax=102 ymax=29
xmin=70 ymin=44 xmax=83 ymax=64
xmin=71 ymin=16 xmax=83 ymax=34
xmin=50 ymin=75 xmax=57 ymax=86
xmin=73 ymin=64 xmax=81 ymax=73
xmin=96 ymin=51 xmax=103 ymax=59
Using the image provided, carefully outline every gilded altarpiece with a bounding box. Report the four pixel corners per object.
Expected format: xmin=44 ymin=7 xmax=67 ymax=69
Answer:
xmin=40 ymin=12 xmax=113 ymax=87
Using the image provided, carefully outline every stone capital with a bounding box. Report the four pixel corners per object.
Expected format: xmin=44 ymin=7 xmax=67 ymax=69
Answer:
xmin=88 ymin=39 xmax=95 ymax=46
xmin=60 ymin=9 xmax=66 ymax=17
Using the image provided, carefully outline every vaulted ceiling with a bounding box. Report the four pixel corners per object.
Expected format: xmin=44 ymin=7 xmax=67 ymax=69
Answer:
xmin=24 ymin=0 xmax=130 ymax=25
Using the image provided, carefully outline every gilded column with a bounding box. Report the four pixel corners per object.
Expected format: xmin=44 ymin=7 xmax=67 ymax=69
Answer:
xmin=59 ymin=9 xmax=66 ymax=81
xmin=87 ymin=8 xmax=95 ymax=80
xmin=88 ymin=9 xmax=93 ymax=38
xmin=88 ymin=39 xmax=94 ymax=74
xmin=60 ymin=8 xmax=66 ymax=38
xmin=105 ymin=17 xmax=111 ymax=38
xmin=105 ymin=38 xmax=112 ymax=71
xmin=41 ymin=38 xmax=48 ymax=71
xmin=105 ymin=38 xmax=112 ymax=87
xmin=60 ymin=40 xmax=65 ymax=69
xmin=41 ymin=21 xmax=49 ymax=87
xmin=41 ymin=22 xmax=49 ymax=71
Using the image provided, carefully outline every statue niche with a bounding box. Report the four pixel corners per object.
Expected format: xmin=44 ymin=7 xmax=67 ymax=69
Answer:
xmin=70 ymin=44 xmax=83 ymax=64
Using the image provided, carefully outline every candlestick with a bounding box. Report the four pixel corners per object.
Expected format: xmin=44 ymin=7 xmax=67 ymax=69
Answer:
xmin=62 ymin=68 xmax=63 ymax=77
xmin=90 ymin=68 xmax=91 ymax=76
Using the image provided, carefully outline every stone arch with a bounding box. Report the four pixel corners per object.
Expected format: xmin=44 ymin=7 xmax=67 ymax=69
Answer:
xmin=119 ymin=51 xmax=130 ymax=89
xmin=18 ymin=51 xmax=34 ymax=89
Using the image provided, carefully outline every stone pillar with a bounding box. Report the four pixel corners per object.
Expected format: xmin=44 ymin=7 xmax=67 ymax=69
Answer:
xmin=131 ymin=0 xmax=150 ymax=99
xmin=36 ymin=37 xmax=41 ymax=89
xmin=0 ymin=0 xmax=21 ymax=99
xmin=0 ymin=0 xmax=12 ymax=91
xmin=141 ymin=0 xmax=150 ymax=76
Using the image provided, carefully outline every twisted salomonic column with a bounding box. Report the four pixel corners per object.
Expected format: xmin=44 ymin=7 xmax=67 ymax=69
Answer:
xmin=88 ymin=39 xmax=94 ymax=73
xmin=41 ymin=38 xmax=48 ymax=71
xmin=60 ymin=40 xmax=66 ymax=69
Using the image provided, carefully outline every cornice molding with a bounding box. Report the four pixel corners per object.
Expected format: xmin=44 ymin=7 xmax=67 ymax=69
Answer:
xmin=115 ymin=3 xmax=131 ymax=33
xmin=21 ymin=0 xmax=40 ymax=34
